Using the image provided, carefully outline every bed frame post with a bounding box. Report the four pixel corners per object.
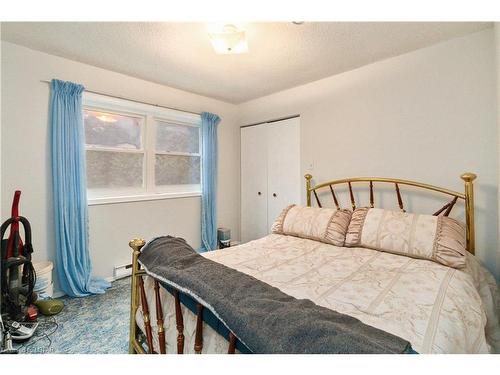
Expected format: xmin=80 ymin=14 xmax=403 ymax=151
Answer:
xmin=174 ymin=290 xmax=185 ymax=354
xmin=460 ymin=173 xmax=476 ymax=255
xmin=305 ymin=174 xmax=312 ymax=207
xmin=128 ymin=238 xmax=146 ymax=354
xmin=154 ymin=280 xmax=166 ymax=354
xmin=228 ymin=332 xmax=237 ymax=354
xmin=194 ymin=303 xmax=204 ymax=354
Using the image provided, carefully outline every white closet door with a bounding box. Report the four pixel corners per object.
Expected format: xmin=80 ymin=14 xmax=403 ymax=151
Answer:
xmin=241 ymin=124 xmax=268 ymax=243
xmin=266 ymin=117 xmax=301 ymax=228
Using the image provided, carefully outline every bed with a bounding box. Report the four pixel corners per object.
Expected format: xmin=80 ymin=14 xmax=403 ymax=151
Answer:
xmin=127 ymin=173 xmax=500 ymax=354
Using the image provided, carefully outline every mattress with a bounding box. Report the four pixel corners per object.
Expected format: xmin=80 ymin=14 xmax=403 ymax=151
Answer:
xmin=136 ymin=234 xmax=500 ymax=354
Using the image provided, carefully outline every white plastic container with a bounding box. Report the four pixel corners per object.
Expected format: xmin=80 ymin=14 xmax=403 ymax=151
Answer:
xmin=33 ymin=261 xmax=54 ymax=298
xmin=38 ymin=283 xmax=54 ymax=300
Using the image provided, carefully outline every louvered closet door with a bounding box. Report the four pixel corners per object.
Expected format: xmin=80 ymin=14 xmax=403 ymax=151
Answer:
xmin=241 ymin=124 xmax=268 ymax=243
xmin=266 ymin=117 xmax=301 ymax=228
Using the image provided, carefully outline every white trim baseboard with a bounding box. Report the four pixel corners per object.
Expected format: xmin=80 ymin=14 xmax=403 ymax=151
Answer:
xmin=51 ymin=275 xmax=121 ymax=299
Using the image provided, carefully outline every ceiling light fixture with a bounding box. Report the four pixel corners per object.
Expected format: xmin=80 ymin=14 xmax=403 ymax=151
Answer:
xmin=209 ymin=24 xmax=248 ymax=55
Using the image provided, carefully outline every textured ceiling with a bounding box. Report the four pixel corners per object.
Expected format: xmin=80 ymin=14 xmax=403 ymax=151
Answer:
xmin=1 ymin=22 xmax=492 ymax=103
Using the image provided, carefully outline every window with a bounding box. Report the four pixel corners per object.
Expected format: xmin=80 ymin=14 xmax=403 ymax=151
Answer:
xmin=83 ymin=93 xmax=201 ymax=205
xmin=154 ymin=121 xmax=201 ymax=186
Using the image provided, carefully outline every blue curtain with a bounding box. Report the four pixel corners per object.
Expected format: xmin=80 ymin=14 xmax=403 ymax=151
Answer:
xmin=200 ymin=112 xmax=221 ymax=251
xmin=50 ymin=79 xmax=110 ymax=297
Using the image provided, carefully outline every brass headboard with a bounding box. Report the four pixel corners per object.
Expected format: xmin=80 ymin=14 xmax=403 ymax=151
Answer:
xmin=304 ymin=173 xmax=476 ymax=255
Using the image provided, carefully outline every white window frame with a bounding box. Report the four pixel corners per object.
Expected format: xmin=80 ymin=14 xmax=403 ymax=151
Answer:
xmin=83 ymin=92 xmax=202 ymax=206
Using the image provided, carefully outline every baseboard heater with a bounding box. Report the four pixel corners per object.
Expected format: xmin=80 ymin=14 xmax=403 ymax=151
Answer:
xmin=114 ymin=263 xmax=133 ymax=280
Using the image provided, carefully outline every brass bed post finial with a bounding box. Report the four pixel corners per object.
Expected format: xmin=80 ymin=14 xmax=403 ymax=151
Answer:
xmin=305 ymin=174 xmax=313 ymax=207
xmin=460 ymin=173 xmax=476 ymax=255
xmin=128 ymin=238 xmax=146 ymax=354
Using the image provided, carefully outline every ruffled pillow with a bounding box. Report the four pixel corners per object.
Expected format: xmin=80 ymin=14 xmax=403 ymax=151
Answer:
xmin=272 ymin=205 xmax=352 ymax=247
xmin=345 ymin=207 xmax=466 ymax=268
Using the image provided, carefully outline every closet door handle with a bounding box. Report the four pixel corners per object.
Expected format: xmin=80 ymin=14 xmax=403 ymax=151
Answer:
xmin=272 ymin=193 xmax=277 ymax=198
xmin=257 ymin=191 xmax=262 ymax=196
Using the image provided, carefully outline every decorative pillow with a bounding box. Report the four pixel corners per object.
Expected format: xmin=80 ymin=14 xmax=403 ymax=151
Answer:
xmin=345 ymin=207 xmax=467 ymax=268
xmin=272 ymin=205 xmax=352 ymax=247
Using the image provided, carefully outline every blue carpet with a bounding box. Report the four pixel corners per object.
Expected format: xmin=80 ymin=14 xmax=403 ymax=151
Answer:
xmin=15 ymin=277 xmax=130 ymax=354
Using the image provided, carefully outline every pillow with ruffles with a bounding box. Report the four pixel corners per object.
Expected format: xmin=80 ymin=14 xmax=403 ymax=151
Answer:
xmin=272 ymin=204 xmax=352 ymax=247
xmin=345 ymin=207 xmax=467 ymax=268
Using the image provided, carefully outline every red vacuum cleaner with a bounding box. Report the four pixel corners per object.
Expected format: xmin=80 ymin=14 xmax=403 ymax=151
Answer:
xmin=1 ymin=191 xmax=37 ymax=322
xmin=0 ymin=192 xmax=41 ymax=353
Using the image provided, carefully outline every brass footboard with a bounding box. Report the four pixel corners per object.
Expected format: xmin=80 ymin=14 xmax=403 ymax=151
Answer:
xmin=127 ymin=238 xmax=240 ymax=354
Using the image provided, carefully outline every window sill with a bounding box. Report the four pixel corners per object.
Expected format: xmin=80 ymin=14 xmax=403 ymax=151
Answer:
xmin=88 ymin=192 xmax=202 ymax=206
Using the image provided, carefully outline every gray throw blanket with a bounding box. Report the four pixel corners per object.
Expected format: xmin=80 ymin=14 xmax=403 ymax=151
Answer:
xmin=139 ymin=236 xmax=413 ymax=354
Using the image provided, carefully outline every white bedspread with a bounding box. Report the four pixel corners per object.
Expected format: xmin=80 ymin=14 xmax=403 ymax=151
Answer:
xmin=137 ymin=234 xmax=500 ymax=354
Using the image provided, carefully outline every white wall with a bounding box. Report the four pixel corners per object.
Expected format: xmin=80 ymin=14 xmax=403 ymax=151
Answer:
xmin=239 ymin=29 xmax=499 ymax=280
xmin=0 ymin=41 xmax=240 ymax=288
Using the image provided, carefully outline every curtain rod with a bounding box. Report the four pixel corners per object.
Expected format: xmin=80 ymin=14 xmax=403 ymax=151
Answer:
xmin=40 ymin=80 xmax=202 ymax=116
xmin=241 ymin=114 xmax=300 ymax=128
